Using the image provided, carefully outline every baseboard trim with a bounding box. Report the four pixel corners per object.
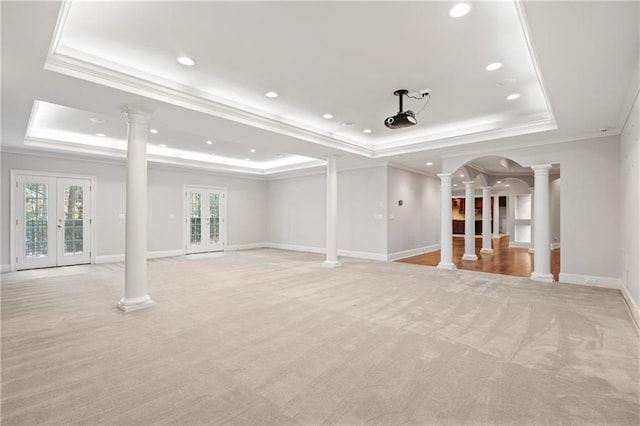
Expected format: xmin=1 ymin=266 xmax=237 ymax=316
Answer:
xmin=96 ymin=249 xmax=184 ymax=264
xmin=264 ymin=243 xmax=387 ymax=262
xmin=95 ymin=254 xmax=125 ymax=264
xmin=388 ymin=244 xmax=440 ymax=262
xmin=338 ymin=249 xmax=387 ymax=262
xmin=1 ymin=263 xmax=10 ymax=273
xmin=558 ymin=272 xmax=621 ymax=290
xmin=620 ymin=285 xmax=640 ymax=332
xmin=265 ymin=242 xmax=325 ymax=255
xmin=226 ymin=243 xmax=268 ymax=251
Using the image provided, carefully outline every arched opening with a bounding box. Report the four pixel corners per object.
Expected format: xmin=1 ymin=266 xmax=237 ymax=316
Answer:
xmin=400 ymin=156 xmax=561 ymax=281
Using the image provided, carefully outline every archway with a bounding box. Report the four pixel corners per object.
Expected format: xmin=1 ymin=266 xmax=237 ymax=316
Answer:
xmin=399 ymin=156 xmax=560 ymax=281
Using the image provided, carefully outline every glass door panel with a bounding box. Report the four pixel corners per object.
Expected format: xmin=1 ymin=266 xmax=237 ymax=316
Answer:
xmin=209 ymin=193 xmax=220 ymax=245
xmin=15 ymin=175 xmax=92 ymax=270
xmin=16 ymin=176 xmax=57 ymax=269
xmin=185 ymin=187 xmax=225 ymax=254
xmin=57 ymin=179 xmax=91 ymax=266
xmin=187 ymin=192 xmax=202 ymax=252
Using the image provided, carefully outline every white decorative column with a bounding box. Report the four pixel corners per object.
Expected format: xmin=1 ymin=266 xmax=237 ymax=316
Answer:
xmin=462 ymin=180 xmax=478 ymax=261
xmin=530 ymin=164 xmax=554 ymax=282
xmin=480 ymin=186 xmax=493 ymax=254
xmin=437 ymin=173 xmax=456 ymax=270
xmin=323 ymin=156 xmax=341 ymax=268
xmin=117 ymin=106 xmax=155 ymax=312
xmin=492 ymin=193 xmax=500 ymax=239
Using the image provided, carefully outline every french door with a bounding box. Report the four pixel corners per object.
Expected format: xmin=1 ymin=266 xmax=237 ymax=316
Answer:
xmin=184 ymin=186 xmax=225 ymax=254
xmin=14 ymin=174 xmax=92 ymax=270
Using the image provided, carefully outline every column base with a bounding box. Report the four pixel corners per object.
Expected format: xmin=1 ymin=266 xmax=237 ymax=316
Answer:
xmin=530 ymin=272 xmax=554 ymax=283
xmin=491 ymin=234 xmax=501 ymax=240
xmin=322 ymin=260 xmax=342 ymax=268
xmin=437 ymin=262 xmax=457 ymax=271
xmin=462 ymin=254 xmax=478 ymax=261
xmin=480 ymin=248 xmax=494 ymax=254
xmin=117 ymin=295 xmax=155 ymax=312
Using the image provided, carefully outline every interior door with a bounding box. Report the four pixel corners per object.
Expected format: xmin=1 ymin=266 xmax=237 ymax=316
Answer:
xmin=57 ymin=178 xmax=92 ymax=266
xmin=185 ymin=187 xmax=225 ymax=253
xmin=15 ymin=175 xmax=92 ymax=270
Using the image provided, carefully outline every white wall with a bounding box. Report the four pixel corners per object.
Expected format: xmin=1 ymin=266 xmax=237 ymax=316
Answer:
xmin=620 ymin=95 xmax=640 ymax=312
xmin=267 ymin=165 xmax=388 ymax=258
xmin=148 ymin=165 xmax=268 ymax=251
xmin=267 ymin=172 xmax=326 ymax=250
xmin=1 ymin=152 xmax=268 ymax=267
xmin=443 ymin=135 xmax=622 ymax=286
xmin=386 ymin=166 xmax=440 ymax=258
xmin=338 ymin=166 xmax=387 ymax=256
xmin=505 ymin=179 xmax=532 ymax=245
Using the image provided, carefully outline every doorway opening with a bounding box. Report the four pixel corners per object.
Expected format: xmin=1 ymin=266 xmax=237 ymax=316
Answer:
xmin=11 ymin=171 xmax=95 ymax=271
xmin=184 ymin=185 xmax=226 ymax=254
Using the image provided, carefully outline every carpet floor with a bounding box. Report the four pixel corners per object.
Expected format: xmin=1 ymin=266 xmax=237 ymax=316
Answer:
xmin=1 ymin=248 xmax=638 ymax=425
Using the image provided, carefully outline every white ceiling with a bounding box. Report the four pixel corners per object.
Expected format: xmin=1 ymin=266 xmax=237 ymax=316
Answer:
xmin=1 ymin=1 xmax=638 ymax=179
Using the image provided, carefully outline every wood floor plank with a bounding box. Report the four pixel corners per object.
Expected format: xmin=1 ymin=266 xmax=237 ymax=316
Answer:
xmin=397 ymin=235 xmax=561 ymax=281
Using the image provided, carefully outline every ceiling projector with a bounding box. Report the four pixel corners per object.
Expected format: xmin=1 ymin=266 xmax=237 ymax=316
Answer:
xmin=384 ymin=89 xmax=428 ymax=129
xmin=385 ymin=109 xmax=417 ymax=129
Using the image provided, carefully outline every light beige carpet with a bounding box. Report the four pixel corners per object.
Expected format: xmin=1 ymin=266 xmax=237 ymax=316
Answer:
xmin=1 ymin=249 xmax=638 ymax=425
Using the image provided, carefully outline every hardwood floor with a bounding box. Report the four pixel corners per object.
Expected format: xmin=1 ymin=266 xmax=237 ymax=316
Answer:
xmin=397 ymin=235 xmax=561 ymax=281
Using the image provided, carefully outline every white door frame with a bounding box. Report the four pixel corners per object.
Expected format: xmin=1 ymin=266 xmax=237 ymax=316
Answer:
xmin=183 ymin=185 xmax=227 ymax=254
xmin=10 ymin=170 xmax=97 ymax=272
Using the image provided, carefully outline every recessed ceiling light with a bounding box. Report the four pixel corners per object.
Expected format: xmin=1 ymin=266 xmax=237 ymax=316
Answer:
xmin=159 ymin=144 xmax=167 ymax=148
xmin=95 ymin=133 xmax=106 ymax=137
xmin=486 ymin=62 xmax=503 ymax=71
xmin=205 ymin=140 xmax=213 ymax=145
xmin=506 ymin=93 xmax=521 ymax=100
xmin=362 ymin=129 xmax=372 ymax=134
xmin=453 ymin=184 xmax=458 ymax=187
xmin=497 ymin=180 xmax=502 ymax=184
xmin=505 ymin=184 xmax=510 ymax=187
xmin=426 ymin=162 xmax=433 ymax=166
xmin=89 ymin=117 xmax=105 ymax=123
xmin=250 ymin=148 xmax=256 ymax=153
xmin=244 ymin=158 xmax=251 ymax=161
xmin=176 ymin=56 xmax=195 ymax=66
xmin=150 ymin=129 xmax=158 ymax=134
xmin=460 ymin=174 xmax=464 ymax=177
xmin=265 ymin=91 xmax=278 ymax=98
xmin=322 ymin=113 xmax=333 ymax=119
xmin=450 ymin=3 xmax=471 ymax=18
